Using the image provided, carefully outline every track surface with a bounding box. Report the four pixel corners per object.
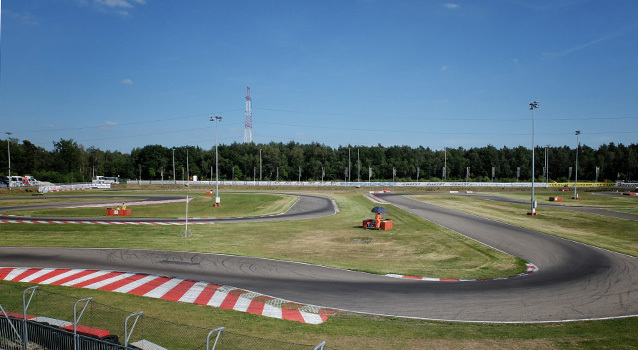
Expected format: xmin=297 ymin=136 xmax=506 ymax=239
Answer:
xmin=0 ymin=193 xmax=335 ymax=223
xmin=1 ymin=192 xmax=637 ymax=322
xmin=463 ymin=192 xmax=638 ymax=221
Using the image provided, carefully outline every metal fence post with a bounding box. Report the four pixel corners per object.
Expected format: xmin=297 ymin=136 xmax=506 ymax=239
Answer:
xmin=206 ymin=327 xmax=224 ymax=350
xmin=124 ymin=311 xmax=143 ymax=347
xmin=73 ymin=297 xmax=92 ymax=350
xmin=313 ymin=340 xmax=326 ymax=350
xmin=22 ymin=286 xmax=37 ymax=350
xmin=1 ymin=303 xmax=23 ymax=343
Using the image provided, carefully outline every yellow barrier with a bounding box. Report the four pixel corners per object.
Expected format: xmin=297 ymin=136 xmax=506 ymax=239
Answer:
xmin=548 ymin=182 xmax=616 ymax=188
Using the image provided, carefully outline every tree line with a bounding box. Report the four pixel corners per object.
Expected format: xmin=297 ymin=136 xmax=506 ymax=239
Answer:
xmin=1 ymin=138 xmax=636 ymax=183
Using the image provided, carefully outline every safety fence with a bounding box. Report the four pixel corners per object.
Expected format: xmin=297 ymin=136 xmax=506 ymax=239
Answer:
xmin=125 ymin=179 xmax=629 ymax=189
xmin=0 ymin=283 xmax=328 ymax=350
xmin=38 ymin=180 xmax=632 ymax=192
xmin=38 ymin=183 xmax=111 ymax=194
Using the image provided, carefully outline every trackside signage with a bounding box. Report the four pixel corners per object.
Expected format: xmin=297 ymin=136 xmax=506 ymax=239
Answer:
xmin=40 ymin=181 xmax=629 ymax=190
xmin=38 ymin=183 xmax=111 ymax=193
xmin=141 ymin=180 xmax=542 ymax=188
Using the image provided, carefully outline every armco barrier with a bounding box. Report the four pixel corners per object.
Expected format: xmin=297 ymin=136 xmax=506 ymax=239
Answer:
xmin=41 ymin=180 xmax=630 ymax=190
xmin=548 ymin=182 xmax=616 ymax=188
xmin=140 ymin=180 xmax=540 ymax=188
xmin=39 ymin=183 xmax=111 ymax=194
xmin=135 ymin=180 xmax=628 ymax=189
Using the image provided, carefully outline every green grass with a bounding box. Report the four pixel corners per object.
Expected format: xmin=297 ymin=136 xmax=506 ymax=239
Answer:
xmin=410 ymin=193 xmax=638 ymax=256
xmin=611 ymin=208 xmax=638 ymax=215
xmin=2 ymin=187 xmax=637 ymax=349
xmin=1 ymin=192 xmax=297 ymax=218
xmin=482 ymin=189 xmax=638 ymax=208
xmin=0 ymin=190 xmax=522 ymax=279
xmin=1 ymin=281 xmax=636 ymax=350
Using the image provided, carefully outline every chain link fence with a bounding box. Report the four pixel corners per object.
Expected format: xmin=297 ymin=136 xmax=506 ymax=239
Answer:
xmin=0 ymin=283 xmax=329 ymax=350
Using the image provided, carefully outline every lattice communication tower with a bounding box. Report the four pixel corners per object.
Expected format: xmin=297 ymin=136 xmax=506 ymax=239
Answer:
xmin=244 ymin=87 xmax=252 ymax=143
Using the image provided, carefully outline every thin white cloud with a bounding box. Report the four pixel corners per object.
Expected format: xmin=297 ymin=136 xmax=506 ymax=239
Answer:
xmin=95 ymin=0 xmax=134 ymax=8
xmin=86 ymin=0 xmax=146 ymax=16
xmin=122 ymin=79 xmax=134 ymax=85
xmin=512 ymin=0 xmax=592 ymax=12
xmin=99 ymin=121 xmax=119 ymax=130
xmin=442 ymin=3 xmax=460 ymax=10
xmin=513 ymin=58 xmax=519 ymax=65
xmin=4 ymin=9 xmax=39 ymax=25
xmin=542 ymin=28 xmax=633 ymax=59
xmin=441 ymin=65 xmax=449 ymax=71
xmin=543 ymin=37 xmax=607 ymax=59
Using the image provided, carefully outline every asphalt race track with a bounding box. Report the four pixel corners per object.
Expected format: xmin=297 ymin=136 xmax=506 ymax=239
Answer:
xmin=460 ymin=192 xmax=638 ymax=221
xmin=1 ymin=192 xmax=637 ymax=322
xmin=0 ymin=193 xmax=336 ymax=223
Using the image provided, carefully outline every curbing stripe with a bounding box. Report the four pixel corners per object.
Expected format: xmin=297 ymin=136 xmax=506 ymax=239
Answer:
xmin=113 ymin=275 xmax=160 ymax=293
xmin=384 ymin=262 xmax=539 ymax=282
xmin=161 ymin=280 xmax=196 ymax=302
xmin=207 ymin=288 xmax=230 ymax=307
xmin=39 ymin=269 xmax=86 ymax=285
xmin=193 ymin=284 xmax=218 ymax=305
xmin=98 ymin=273 xmax=147 ymax=292
xmin=145 ymin=278 xmax=184 ymax=299
xmin=0 ymin=267 xmax=335 ymax=324
xmin=0 ymin=218 xmax=215 ymax=225
xmin=129 ymin=276 xmax=171 ymax=296
xmin=84 ymin=272 xmax=134 ymax=290
xmin=61 ymin=270 xmax=111 ymax=287
xmin=179 ymin=281 xmax=209 ymax=303
xmin=4 ymin=268 xmax=31 ymax=281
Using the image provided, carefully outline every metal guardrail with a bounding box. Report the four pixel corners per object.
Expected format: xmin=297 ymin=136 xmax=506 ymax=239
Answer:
xmin=128 ymin=179 xmax=631 ymax=188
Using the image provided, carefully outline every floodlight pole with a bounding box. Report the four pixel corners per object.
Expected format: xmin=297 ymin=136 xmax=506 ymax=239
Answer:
xmin=529 ymin=101 xmax=539 ymax=215
xmin=5 ymin=132 xmax=12 ymax=191
xmin=574 ymin=130 xmax=581 ymax=199
xmin=348 ymin=147 xmax=351 ymax=182
xmin=444 ymin=147 xmax=447 ymax=181
xmin=357 ymin=148 xmax=360 ymax=184
xmin=211 ymin=116 xmax=222 ymax=207
xmin=545 ymin=145 xmax=549 ymax=187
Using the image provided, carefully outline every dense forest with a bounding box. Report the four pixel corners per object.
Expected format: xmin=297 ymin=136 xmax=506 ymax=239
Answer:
xmin=1 ymin=138 xmax=636 ymax=183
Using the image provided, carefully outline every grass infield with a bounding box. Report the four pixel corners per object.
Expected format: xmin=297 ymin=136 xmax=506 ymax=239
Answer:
xmin=1 ymin=187 xmax=637 ymax=349
xmin=1 ymin=192 xmax=297 ymax=218
xmin=410 ymin=191 xmax=638 ymax=257
xmin=1 ymin=281 xmax=636 ymax=350
xmin=0 ymin=188 xmax=524 ymax=278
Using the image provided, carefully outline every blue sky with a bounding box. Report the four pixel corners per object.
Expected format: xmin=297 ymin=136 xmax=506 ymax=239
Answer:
xmin=1 ymin=0 xmax=637 ymax=152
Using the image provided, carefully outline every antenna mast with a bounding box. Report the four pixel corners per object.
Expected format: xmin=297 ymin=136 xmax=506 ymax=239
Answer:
xmin=244 ymin=87 xmax=252 ymax=143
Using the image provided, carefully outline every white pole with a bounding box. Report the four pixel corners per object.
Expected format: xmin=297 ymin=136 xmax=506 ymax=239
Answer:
xmin=211 ymin=116 xmax=222 ymax=206
xmin=529 ymin=101 xmax=539 ymax=215
xmin=357 ymin=148 xmax=360 ymax=184
xmin=444 ymin=147 xmax=447 ymax=181
xmin=6 ymin=132 xmax=12 ymax=190
xmin=185 ymin=195 xmax=189 ymax=232
xmin=348 ymin=147 xmax=351 ymax=182
xmin=574 ymin=131 xmax=580 ymax=199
